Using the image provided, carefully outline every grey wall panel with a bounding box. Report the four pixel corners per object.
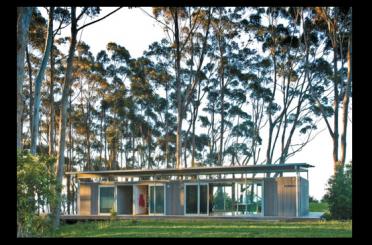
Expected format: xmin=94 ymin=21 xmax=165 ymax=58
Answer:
xmin=263 ymin=178 xmax=277 ymax=216
xmin=277 ymin=177 xmax=296 ymax=217
xmin=166 ymin=181 xmax=184 ymax=215
xmin=117 ymin=185 xmax=133 ymax=215
xmin=90 ymin=183 xmax=98 ymax=215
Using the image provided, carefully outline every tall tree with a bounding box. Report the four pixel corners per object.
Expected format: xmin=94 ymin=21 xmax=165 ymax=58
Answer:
xmin=17 ymin=7 xmax=33 ymax=151
xmin=53 ymin=6 xmax=78 ymax=230
xmin=53 ymin=7 xmax=122 ymax=229
xmin=31 ymin=7 xmax=54 ymax=154
xmin=312 ymin=7 xmax=352 ymax=172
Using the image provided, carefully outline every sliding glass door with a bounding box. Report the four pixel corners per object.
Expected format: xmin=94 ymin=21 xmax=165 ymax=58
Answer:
xmin=185 ymin=183 xmax=209 ymax=215
xmin=149 ymin=184 xmax=165 ymax=214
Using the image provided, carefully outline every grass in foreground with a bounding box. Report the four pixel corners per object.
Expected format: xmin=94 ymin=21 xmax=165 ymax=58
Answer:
xmin=48 ymin=219 xmax=351 ymax=238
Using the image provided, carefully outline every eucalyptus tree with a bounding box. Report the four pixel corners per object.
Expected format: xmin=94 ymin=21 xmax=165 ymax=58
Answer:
xmin=95 ymin=50 xmax=110 ymax=165
xmin=181 ymin=7 xmax=212 ymax=168
xmin=54 ymin=6 xmax=123 ymax=229
xmin=143 ymin=39 xmax=175 ymax=167
xmin=104 ymin=42 xmax=131 ymax=169
xmin=243 ymin=7 xmax=320 ymax=171
xmin=207 ymin=7 xmax=252 ymax=166
xmin=71 ymin=41 xmax=99 ymax=170
xmin=48 ymin=7 xmax=70 ymax=156
xmin=17 ymin=7 xmax=33 ymax=151
xmin=311 ymin=7 xmax=352 ymax=172
xmin=152 ymin=7 xmax=211 ymax=169
xmin=26 ymin=8 xmax=47 ymax=143
xmin=30 ymin=7 xmax=54 ymax=154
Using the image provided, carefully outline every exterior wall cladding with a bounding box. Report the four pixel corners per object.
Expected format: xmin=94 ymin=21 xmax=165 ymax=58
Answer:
xmin=263 ymin=177 xmax=309 ymax=217
xmin=78 ymin=176 xmax=309 ymax=217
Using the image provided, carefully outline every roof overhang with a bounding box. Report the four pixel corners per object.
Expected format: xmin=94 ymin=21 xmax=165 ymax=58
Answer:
xmin=66 ymin=163 xmax=313 ymax=179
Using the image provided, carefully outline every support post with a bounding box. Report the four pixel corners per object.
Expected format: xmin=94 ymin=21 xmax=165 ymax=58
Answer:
xmin=245 ymin=173 xmax=247 ymax=214
xmin=77 ymin=178 xmax=80 ymax=215
xmin=197 ymin=174 xmax=200 ymax=214
xmin=296 ymin=166 xmax=299 ymax=217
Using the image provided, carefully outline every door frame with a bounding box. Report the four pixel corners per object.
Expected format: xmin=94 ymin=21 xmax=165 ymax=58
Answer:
xmin=98 ymin=185 xmax=116 ymax=215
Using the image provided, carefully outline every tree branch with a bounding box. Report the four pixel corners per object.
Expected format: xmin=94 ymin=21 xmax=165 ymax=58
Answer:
xmin=77 ymin=7 xmax=123 ymax=32
xmin=139 ymin=7 xmax=174 ymax=35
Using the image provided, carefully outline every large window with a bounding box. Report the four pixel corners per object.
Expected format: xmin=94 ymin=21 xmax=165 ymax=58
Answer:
xmin=149 ymin=185 xmax=165 ymax=214
xmin=185 ymin=183 xmax=208 ymax=215
xmin=99 ymin=186 xmax=115 ymax=214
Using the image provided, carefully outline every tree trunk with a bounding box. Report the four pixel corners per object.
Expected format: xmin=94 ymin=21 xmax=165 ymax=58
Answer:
xmin=17 ymin=7 xmax=33 ymax=151
xmin=267 ymin=56 xmax=276 ymax=165
xmin=31 ymin=7 xmax=54 ymax=154
xmin=99 ymin=107 xmax=103 ymax=164
xmin=265 ymin=52 xmax=277 ymax=177
xmin=332 ymin=46 xmax=340 ymax=172
xmin=53 ymin=7 xmax=77 ymax=230
xmin=174 ymin=8 xmax=182 ymax=169
xmin=209 ymin=102 xmax=216 ymax=166
xmin=104 ymin=109 xmax=108 ymax=165
xmin=67 ymin=94 xmax=73 ymax=214
xmin=191 ymin=107 xmax=197 ymax=167
xmin=86 ymin=101 xmax=91 ymax=170
xmin=132 ymin=134 xmax=135 ymax=168
xmin=340 ymin=36 xmax=352 ymax=166
xmin=26 ymin=46 xmax=33 ymax=141
xmin=66 ymin=164 xmax=71 ymax=215
xmin=165 ymin=85 xmax=170 ymax=168
xmin=218 ymin=50 xmax=225 ymax=167
xmin=49 ymin=41 xmax=55 ymax=155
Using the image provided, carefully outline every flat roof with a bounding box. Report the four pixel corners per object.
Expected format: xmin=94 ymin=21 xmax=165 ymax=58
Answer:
xmin=66 ymin=163 xmax=313 ymax=179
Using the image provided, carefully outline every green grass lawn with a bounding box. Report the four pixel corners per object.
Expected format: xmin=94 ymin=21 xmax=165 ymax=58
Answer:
xmin=47 ymin=219 xmax=351 ymax=238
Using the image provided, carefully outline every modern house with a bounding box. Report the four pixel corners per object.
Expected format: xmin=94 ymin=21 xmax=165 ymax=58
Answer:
xmin=65 ymin=163 xmax=312 ymax=218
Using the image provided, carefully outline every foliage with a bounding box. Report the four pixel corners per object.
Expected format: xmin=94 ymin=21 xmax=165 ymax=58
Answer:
xmin=323 ymin=163 xmax=352 ymax=220
xmin=213 ymin=187 xmax=233 ymax=211
xmin=309 ymin=196 xmax=318 ymax=203
xmin=309 ymin=202 xmax=329 ymax=213
xmin=48 ymin=219 xmax=352 ymax=237
xmin=17 ymin=150 xmax=57 ymax=237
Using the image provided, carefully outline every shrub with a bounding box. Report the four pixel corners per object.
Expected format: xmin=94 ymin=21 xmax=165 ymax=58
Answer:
xmin=17 ymin=151 xmax=57 ymax=237
xmin=323 ymin=163 xmax=352 ymax=220
xmin=110 ymin=205 xmax=117 ymax=220
xmin=309 ymin=196 xmax=318 ymax=203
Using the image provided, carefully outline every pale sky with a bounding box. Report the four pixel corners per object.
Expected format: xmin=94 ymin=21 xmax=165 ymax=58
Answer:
xmin=41 ymin=7 xmax=352 ymax=200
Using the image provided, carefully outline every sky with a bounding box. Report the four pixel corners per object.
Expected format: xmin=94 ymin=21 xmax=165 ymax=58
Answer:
xmin=41 ymin=7 xmax=352 ymax=200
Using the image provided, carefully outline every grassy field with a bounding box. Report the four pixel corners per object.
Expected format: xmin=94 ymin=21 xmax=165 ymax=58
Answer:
xmin=47 ymin=219 xmax=352 ymax=238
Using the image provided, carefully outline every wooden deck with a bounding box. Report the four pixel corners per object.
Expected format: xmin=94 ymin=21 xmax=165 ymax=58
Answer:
xmin=61 ymin=212 xmax=323 ymax=222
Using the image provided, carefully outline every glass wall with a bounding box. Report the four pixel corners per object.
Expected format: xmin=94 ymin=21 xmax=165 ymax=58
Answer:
xmin=199 ymin=185 xmax=208 ymax=214
xmin=155 ymin=186 xmax=164 ymax=213
xmin=235 ymin=182 xmax=263 ymax=215
xmin=185 ymin=185 xmax=198 ymax=214
xmin=185 ymin=183 xmax=208 ymax=215
xmin=99 ymin=186 xmax=115 ymax=214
